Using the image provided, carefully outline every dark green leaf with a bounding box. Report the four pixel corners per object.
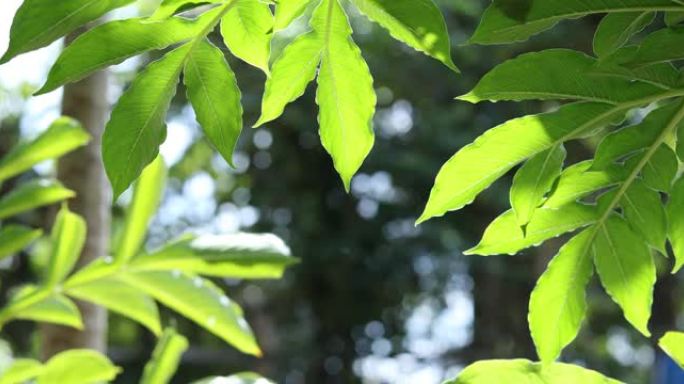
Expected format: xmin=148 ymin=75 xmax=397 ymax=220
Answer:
xmin=593 ymin=12 xmax=654 ymax=57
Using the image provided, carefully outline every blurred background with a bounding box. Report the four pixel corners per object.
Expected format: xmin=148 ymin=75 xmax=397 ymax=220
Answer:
xmin=0 ymin=0 xmax=683 ymax=383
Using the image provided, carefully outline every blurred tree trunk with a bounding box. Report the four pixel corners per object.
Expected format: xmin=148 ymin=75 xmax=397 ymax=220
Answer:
xmin=40 ymin=27 xmax=110 ymax=359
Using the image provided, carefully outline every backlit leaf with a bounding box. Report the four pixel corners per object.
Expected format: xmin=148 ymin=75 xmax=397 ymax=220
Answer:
xmin=0 ymin=225 xmax=42 ymax=261
xmin=274 ymin=0 xmax=310 ymax=31
xmin=37 ymin=350 xmax=120 ymax=384
xmin=659 ymin=332 xmax=684 ymax=368
xmin=141 ymin=328 xmax=189 ymax=384
xmin=666 ymin=176 xmax=684 ymax=273
xmin=220 ymin=0 xmax=274 ymax=74
xmin=0 ymin=181 xmax=74 ymax=220
xmin=46 ymin=207 xmax=86 ymax=287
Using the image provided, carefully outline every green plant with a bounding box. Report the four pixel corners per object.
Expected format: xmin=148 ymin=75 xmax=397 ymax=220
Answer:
xmin=2 ymin=0 xmax=457 ymax=197
xmin=416 ymin=1 xmax=684 ymax=381
xmin=0 ymin=117 xmax=88 ymax=261
xmin=0 ymin=156 xmax=296 ymax=380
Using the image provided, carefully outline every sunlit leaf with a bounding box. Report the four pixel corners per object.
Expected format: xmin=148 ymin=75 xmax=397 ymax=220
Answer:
xmin=349 ymin=0 xmax=458 ymax=71
xmin=193 ymin=372 xmax=276 ymax=384
xmin=141 ymin=328 xmax=189 ymax=384
xmin=184 ymin=39 xmax=243 ymax=167
xmin=593 ymin=215 xmax=655 ymax=337
xmin=445 ymin=359 xmax=622 ymax=384
xmin=666 ymin=176 xmax=684 ymax=273
xmin=274 ymin=0 xmax=310 ymax=31
xmin=37 ymin=349 xmax=120 ymax=384
xmin=220 ymin=0 xmax=274 ymax=74
xmin=121 ymin=270 xmax=261 ymax=356
xmin=46 ymin=207 xmax=86 ymax=286
xmin=131 ymin=233 xmax=296 ymax=279
xmin=0 ymin=117 xmax=89 ymax=183
xmin=115 ymin=156 xmax=166 ymax=264
xmin=0 ymin=181 xmax=74 ymax=221
xmin=0 ymin=359 xmax=42 ymax=384
xmin=0 ymin=0 xmax=134 ymax=63
xmin=529 ymin=229 xmax=593 ymax=362
xmin=659 ymin=332 xmax=684 ymax=368
xmin=0 ymin=225 xmax=42 ymax=261
xmin=620 ymin=181 xmax=667 ymax=254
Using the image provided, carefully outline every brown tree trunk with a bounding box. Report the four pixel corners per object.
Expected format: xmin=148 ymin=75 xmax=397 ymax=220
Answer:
xmin=40 ymin=28 xmax=111 ymax=359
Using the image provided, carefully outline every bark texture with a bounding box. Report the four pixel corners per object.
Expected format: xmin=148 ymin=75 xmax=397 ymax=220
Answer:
xmin=40 ymin=28 xmax=111 ymax=359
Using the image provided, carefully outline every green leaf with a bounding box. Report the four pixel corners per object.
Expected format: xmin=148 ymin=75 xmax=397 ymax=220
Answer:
xmin=640 ymin=144 xmax=678 ymax=192
xmin=593 ymin=12 xmax=654 ymax=57
xmin=120 ymin=270 xmax=261 ymax=356
xmin=593 ymin=215 xmax=655 ymax=336
xmin=220 ymin=0 xmax=274 ymax=74
xmin=620 ymin=181 xmax=667 ymax=253
xmin=153 ymin=0 xmax=223 ymax=20
xmin=274 ymin=0 xmax=310 ymax=31
xmin=141 ymin=328 xmax=189 ymax=384
xmin=659 ymin=332 xmax=684 ymax=368
xmin=445 ymin=359 xmax=622 ymax=384
xmin=184 ymin=39 xmax=243 ymax=167
xmin=0 ymin=0 xmax=135 ymax=63
xmin=666 ymin=176 xmax=684 ymax=273
xmin=103 ymin=43 xmax=190 ymax=199
xmin=589 ymin=61 xmax=680 ymax=90
xmin=0 ymin=117 xmax=89 ymax=183
xmin=313 ymin=0 xmax=376 ymax=190
xmin=37 ymin=15 xmax=215 ymax=95
xmin=131 ymin=233 xmax=296 ymax=279
xmin=46 ymin=207 xmax=86 ymax=287
xmin=466 ymin=203 xmax=598 ymax=256
xmin=529 ymin=229 xmax=593 ymax=363
xmin=255 ymin=32 xmax=322 ymax=127
xmin=0 ymin=359 xmax=42 ymax=384
xmin=678 ymin=119 xmax=684 ymax=160
xmin=349 ymin=0 xmax=458 ymax=71
xmin=593 ymin=102 xmax=681 ymax=169
xmin=620 ymin=28 xmax=684 ymax=68
xmin=37 ymin=349 xmax=120 ymax=384
xmin=13 ymin=291 xmax=83 ymax=329
xmin=116 ymin=156 xmax=166 ymax=264
xmin=0 ymin=225 xmax=42 ymax=261
xmin=544 ymin=161 xmax=626 ymax=208
xmin=458 ymin=49 xmax=661 ymax=104
xmin=469 ymin=0 xmax=681 ymax=45
xmin=193 ymin=372 xmax=276 ymax=384
xmin=0 ymin=181 xmax=74 ymax=220
xmin=66 ymin=277 xmax=162 ymax=335
xmin=665 ymin=11 xmax=684 ymax=27
xmin=510 ymin=144 xmax=565 ymax=227
xmin=419 ymin=102 xmax=617 ymax=223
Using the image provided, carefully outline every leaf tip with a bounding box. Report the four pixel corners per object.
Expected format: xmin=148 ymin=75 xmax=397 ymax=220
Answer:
xmin=455 ymin=92 xmax=478 ymax=103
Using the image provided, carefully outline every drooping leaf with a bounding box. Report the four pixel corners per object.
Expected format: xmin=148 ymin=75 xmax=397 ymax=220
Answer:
xmin=593 ymin=102 xmax=681 ymax=169
xmin=0 ymin=181 xmax=74 ymax=220
xmin=121 ymin=270 xmax=261 ymax=356
xmin=274 ymin=0 xmax=311 ymax=31
xmin=458 ymin=49 xmax=661 ymax=104
xmin=593 ymin=12 xmax=654 ymax=58
xmin=469 ymin=0 xmax=681 ymax=45
xmin=141 ymin=328 xmax=189 ymax=384
xmin=184 ymin=39 xmax=243 ymax=167
xmin=46 ymin=207 xmax=86 ymax=287
xmin=193 ymin=372 xmax=276 ymax=384
xmin=659 ymin=332 xmax=684 ymax=368
xmin=419 ymin=103 xmax=617 ymax=223
xmin=349 ymin=0 xmax=458 ymax=71
xmin=666 ymin=176 xmax=684 ymax=273
xmin=0 ymin=225 xmax=42 ymax=261
xmin=444 ymin=359 xmax=622 ymax=384
xmin=66 ymin=277 xmax=162 ymax=335
xmin=466 ymin=203 xmax=598 ymax=256
xmin=115 ymin=156 xmax=166 ymax=264
xmin=510 ymin=144 xmax=565 ymax=226
xmin=102 ymin=44 xmax=191 ymax=199
xmin=620 ymin=181 xmax=667 ymax=253
xmin=131 ymin=233 xmax=296 ymax=279
xmin=220 ymin=0 xmax=274 ymax=74
xmin=0 ymin=117 xmax=89 ymax=183
xmin=529 ymin=229 xmax=593 ymax=362
xmin=313 ymin=0 xmax=376 ymax=190
xmin=0 ymin=359 xmax=42 ymax=384
xmin=544 ymin=161 xmax=626 ymax=208
xmin=0 ymin=0 xmax=135 ymax=63
xmin=593 ymin=215 xmax=655 ymax=337
xmin=37 ymin=14 xmax=217 ymax=95
xmin=152 ymin=0 xmax=223 ymax=20
xmin=37 ymin=349 xmax=120 ymax=384
xmin=255 ymin=32 xmax=322 ymax=127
